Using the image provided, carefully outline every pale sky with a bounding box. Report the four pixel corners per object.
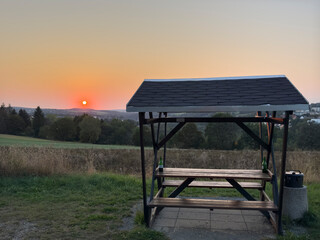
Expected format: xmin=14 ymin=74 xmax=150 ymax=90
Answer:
xmin=1 ymin=0 xmax=319 ymax=110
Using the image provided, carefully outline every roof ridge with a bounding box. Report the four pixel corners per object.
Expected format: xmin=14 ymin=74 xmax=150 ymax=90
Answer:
xmin=144 ymin=75 xmax=286 ymax=82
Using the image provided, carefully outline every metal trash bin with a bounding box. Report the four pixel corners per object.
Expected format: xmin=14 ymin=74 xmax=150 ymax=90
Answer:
xmin=283 ymin=170 xmax=308 ymax=220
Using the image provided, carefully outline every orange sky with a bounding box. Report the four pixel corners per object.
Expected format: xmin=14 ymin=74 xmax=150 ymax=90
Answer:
xmin=1 ymin=0 xmax=319 ymax=110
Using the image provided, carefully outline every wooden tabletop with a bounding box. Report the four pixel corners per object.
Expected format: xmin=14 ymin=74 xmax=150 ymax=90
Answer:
xmin=156 ymin=168 xmax=272 ymax=181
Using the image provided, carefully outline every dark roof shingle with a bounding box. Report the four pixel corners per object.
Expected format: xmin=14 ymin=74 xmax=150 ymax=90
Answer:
xmin=126 ymin=75 xmax=309 ymax=112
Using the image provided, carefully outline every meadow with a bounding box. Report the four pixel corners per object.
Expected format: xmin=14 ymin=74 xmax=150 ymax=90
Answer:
xmin=0 ymin=134 xmax=139 ymax=150
xmin=0 ymin=134 xmax=319 ymax=239
xmin=0 ymin=134 xmax=319 ymax=182
xmin=0 ymin=174 xmax=168 ymax=239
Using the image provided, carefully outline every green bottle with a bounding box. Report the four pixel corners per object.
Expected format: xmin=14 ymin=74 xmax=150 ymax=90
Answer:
xmin=159 ymin=157 xmax=163 ymax=172
xmin=262 ymin=157 xmax=267 ymax=173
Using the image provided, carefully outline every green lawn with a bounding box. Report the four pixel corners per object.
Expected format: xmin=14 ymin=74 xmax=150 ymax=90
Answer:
xmin=0 ymin=134 xmax=139 ymax=149
xmin=0 ymin=173 xmax=167 ymax=239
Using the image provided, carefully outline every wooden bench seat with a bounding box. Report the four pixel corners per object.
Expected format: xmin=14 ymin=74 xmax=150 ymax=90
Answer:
xmin=149 ymin=197 xmax=278 ymax=211
xmin=162 ymin=180 xmax=263 ymax=189
xmin=156 ymin=168 xmax=272 ymax=181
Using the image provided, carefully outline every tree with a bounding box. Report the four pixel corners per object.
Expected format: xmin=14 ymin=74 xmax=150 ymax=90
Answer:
xmin=98 ymin=119 xmax=136 ymax=145
xmin=0 ymin=103 xmax=8 ymax=133
xmin=79 ymin=116 xmax=101 ymax=143
xmin=38 ymin=125 xmax=52 ymax=139
xmin=170 ymin=123 xmax=205 ymax=149
xmin=98 ymin=121 xmax=114 ymax=144
xmin=132 ymin=126 xmax=153 ymax=146
xmin=205 ymin=113 xmax=240 ymax=150
xmin=6 ymin=114 xmax=25 ymax=135
xmin=50 ymin=117 xmax=77 ymax=141
xmin=74 ymin=114 xmax=89 ymax=140
xmin=110 ymin=119 xmax=136 ymax=145
xmin=294 ymin=121 xmax=320 ymax=150
xmin=18 ymin=109 xmax=31 ymax=129
xmin=33 ymin=106 xmax=45 ymax=137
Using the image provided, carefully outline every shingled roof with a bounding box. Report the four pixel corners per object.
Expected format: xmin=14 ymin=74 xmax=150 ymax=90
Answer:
xmin=126 ymin=75 xmax=309 ymax=113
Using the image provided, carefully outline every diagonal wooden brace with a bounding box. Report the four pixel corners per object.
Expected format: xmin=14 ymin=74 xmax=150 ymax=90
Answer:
xmin=157 ymin=122 xmax=185 ymax=150
xmin=236 ymin=122 xmax=270 ymax=151
xmin=169 ymin=178 xmax=195 ymax=198
xmin=226 ymin=178 xmax=270 ymax=219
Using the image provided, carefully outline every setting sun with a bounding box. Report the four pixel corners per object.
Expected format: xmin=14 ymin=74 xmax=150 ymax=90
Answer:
xmin=82 ymin=100 xmax=87 ymax=106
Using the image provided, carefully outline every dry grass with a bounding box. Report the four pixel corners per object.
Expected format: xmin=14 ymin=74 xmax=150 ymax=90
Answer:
xmin=0 ymin=146 xmax=319 ymax=182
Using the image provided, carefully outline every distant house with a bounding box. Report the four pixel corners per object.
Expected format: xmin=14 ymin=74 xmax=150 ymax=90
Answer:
xmin=308 ymin=119 xmax=320 ymax=124
xmin=311 ymin=107 xmax=320 ymax=113
xmin=294 ymin=109 xmax=309 ymax=116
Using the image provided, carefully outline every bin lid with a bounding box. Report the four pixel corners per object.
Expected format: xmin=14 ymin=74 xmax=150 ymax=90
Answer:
xmin=285 ymin=170 xmax=304 ymax=176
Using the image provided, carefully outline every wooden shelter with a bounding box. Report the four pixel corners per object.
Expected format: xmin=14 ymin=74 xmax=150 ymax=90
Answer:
xmin=126 ymin=75 xmax=309 ymax=234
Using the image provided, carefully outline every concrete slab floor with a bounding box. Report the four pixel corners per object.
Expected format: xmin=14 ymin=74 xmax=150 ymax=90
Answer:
xmin=152 ymin=208 xmax=276 ymax=240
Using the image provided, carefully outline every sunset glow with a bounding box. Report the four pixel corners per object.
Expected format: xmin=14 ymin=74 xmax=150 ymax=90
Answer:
xmin=0 ymin=1 xmax=319 ymax=110
xmin=82 ymin=100 xmax=87 ymax=106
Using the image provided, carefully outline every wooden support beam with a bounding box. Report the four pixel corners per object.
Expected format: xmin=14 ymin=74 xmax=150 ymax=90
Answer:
xmin=148 ymin=112 xmax=159 ymax=202
xmin=266 ymin=111 xmax=276 ymax=167
xmin=168 ymin=178 xmax=195 ymax=198
xmin=149 ymin=187 xmax=164 ymax=227
xmin=149 ymin=112 xmax=157 ymax=151
xmin=262 ymin=190 xmax=271 ymax=202
xmin=163 ymin=112 xmax=167 ymax=167
xmin=236 ymin=122 xmax=270 ymax=151
xmin=139 ymin=112 xmax=149 ymax=226
xmin=226 ymin=179 xmax=256 ymax=201
xmin=226 ymin=178 xmax=270 ymax=219
xmin=278 ymin=111 xmax=290 ymax=235
xmin=145 ymin=117 xmax=284 ymax=125
xmin=157 ymin=122 xmax=185 ymax=150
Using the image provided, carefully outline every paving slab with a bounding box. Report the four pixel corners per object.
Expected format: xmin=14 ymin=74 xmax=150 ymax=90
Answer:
xmin=241 ymin=210 xmax=264 ymax=216
xmin=213 ymin=209 xmax=242 ymax=215
xmin=179 ymin=208 xmax=211 ymax=213
xmin=211 ymin=221 xmax=247 ymax=231
xmin=158 ymin=210 xmax=179 ymax=219
xmin=164 ymin=207 xmax=180 ymax=212
xmin=151 ymin=207 xmax=276 ymax=240
xmin=178 ymin=211 xmax=210 ymax=220
xmin=243 ymin=215 xmax=270 ymax=223
xmin=246 ymin=222 xmax=274 ymax=233
xmin=165 ymin=229 xmax=257 ymax=240
xmin=176 ymin=219 xmax=210 ymax=229
xmin=153 ymin=218 xmax=176 ymax=228
xmin=211 ymin=213 xmax=244 ymax=222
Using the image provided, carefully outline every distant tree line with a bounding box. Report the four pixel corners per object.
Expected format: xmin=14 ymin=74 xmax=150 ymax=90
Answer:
xmin=0 ymin=104 xmax=319 ymax=150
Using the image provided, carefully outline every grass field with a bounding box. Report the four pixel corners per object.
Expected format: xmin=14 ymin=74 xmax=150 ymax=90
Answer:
xmin=0 ymin=134 xmax=139 ymax=150
xmin=0 ymin=134 xmax=319 ymax=239
xmin=0 ymin=173 xmax=167 ymax=240
xmin=0 ymin=174 xmax=318 ymax=239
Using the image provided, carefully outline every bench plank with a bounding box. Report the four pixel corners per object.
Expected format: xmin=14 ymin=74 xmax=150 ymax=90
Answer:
xmin=162 ymin=180 xmax=262 ymax=189
xmin=149 ymin=197 xmax=278 ymax=211
xmin=156 ymin=168 xmax=272 ymax=181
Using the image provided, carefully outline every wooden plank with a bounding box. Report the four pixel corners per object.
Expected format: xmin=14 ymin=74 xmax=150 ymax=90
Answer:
xmin=163 ymin=180 xmax=263 ymax=189
xmin=149 ymin=198 xmax=278 ymax=211
xmin=156 ymin=168 xmax=272 ymax=181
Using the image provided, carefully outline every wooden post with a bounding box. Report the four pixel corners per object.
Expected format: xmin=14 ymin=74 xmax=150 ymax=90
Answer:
xmin=139 ymin=112 xmax=149 ymax=226
xmin=278 ymin=111 xmax=290 ymax=234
